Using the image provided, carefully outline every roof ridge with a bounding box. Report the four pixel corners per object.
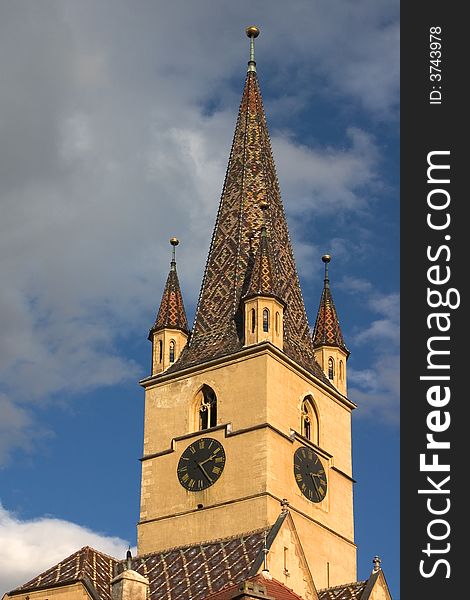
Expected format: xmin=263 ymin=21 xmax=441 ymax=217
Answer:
xmin=317 ymin=579 xmax=368 ymax=592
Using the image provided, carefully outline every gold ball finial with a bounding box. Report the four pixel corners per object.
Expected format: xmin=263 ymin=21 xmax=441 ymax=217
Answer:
xmin=322 ymin=254 xmax=331 ymax=263
xmin=245 ymin=26 xmax=260 ymax=38
xmin=170 ymin=237 xmax=179 ymax=247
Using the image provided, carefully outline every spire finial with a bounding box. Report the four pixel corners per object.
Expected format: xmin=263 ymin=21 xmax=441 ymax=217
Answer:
xmin=126 ymin=547 xmax=132 ymax=570
xmin=245 ymin=26 xmax=260 ymax=72
xmin=262 ymin=530 xmax=269 ymax=573
xmin=170 ymin=237 xmax=179 ymax=270
xmin=322 ymin=254 xmax=331 ymax=288
xmin=372 ymin=555 xmax=382 ymax=573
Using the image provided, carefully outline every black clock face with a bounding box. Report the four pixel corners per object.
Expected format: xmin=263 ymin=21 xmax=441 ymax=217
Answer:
xmin=293 ymin=446 xmax=327 ymax=502
xmin=177 ymin=437 xmax=226 ymax=491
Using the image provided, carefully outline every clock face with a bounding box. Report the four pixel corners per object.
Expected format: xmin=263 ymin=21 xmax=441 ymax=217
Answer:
xmin=177 ymin=437 xmax=226 ymax=491
xmin=293 ymin=446 xmax=327 ymax=502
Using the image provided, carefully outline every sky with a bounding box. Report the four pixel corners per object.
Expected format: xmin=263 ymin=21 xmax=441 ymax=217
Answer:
xmin=0 ymin=1 xmax=399 ymax=597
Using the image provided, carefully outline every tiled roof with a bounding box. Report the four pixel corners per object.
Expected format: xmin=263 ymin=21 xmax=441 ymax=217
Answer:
xmin=168 ymin=68 xmax=329 ymax=386
xmin=10 ymin=546 xmax=118 ymax=600
xmin=312 ymin=275 xmax=348 ymax=355
xmin=317 ymin=580 xmax=368 ymax=600
xmin=9 ymin=530 xmax=267 ymax=600
xmin=150 ymin=259 xmax=189 ymax=336
xmin=204 ymin=573 xmax=306 ymax=600
xmin=120 ymin=528 xmax=268 ymax=600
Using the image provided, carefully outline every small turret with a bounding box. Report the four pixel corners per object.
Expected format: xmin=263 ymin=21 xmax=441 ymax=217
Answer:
xmin=243 ymin=203 xmax=285 ymax=350
xmin=312 ymin=255 xmax=349 ymax=395
xmin=148 ymin=238 xmax=189 ymax=375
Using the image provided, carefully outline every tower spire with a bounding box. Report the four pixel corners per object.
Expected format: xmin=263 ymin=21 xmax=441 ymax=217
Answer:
xmin=170 ymin=27 xmax=327 ymax=385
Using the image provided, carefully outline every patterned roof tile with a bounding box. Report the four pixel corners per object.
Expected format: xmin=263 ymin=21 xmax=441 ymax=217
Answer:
xmin=317 ymin=580 xmax=368 ymax=600
xmin=119 ymin=528 xmax=269 ymax=600
xmin=9 ymin=530 xmax=268 ymax=600
xmin=10 ymin=546 xmax=118 ymax=600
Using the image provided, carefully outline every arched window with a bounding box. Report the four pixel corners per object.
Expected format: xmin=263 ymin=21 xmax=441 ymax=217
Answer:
xmin=159 ymin=340 xmax=163 ymax=363
xmin=169 ymin=340 xmax=175 ymax=363
xmin=263 ymin=308 xmax=269 ymax=332
xmin=301 ymin=397 xmax=319 ymax=444
xmin=251 ymin=308 xmax=256 ymax=333
xmin=198 ymin=385 xmax=217 ymax=430
xmin=339 ymin=360 xmax=344 ymax=381
xmin=275 ymin=311 xmax=280 ymax=334
xmin=328 ymin=357 xmax=334 ymax=380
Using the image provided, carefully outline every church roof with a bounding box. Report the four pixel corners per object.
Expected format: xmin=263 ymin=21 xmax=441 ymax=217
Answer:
xmin=123 ymin=528 xmax=268 ymax=600
xmin=169 ymin=61 xmax=328 ymax=385
xmin=150 ymin=243 xmax=189 ymax=337
xmin=8 ymin=529 xmax=268 ymax=600
xmin=9 ymin=546 xmax=118 ymax=600
xmin=311 ymin=257 xmax=348 ymax=355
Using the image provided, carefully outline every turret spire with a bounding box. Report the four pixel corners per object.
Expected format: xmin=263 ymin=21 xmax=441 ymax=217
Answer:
xmin=312 ymin=255 xmax=348 ymax=353
xmin=148 ymin=238 xmax=189 ymax=375
xmin=149 ymin=238 xmax=189 ymax=338
xmin=312 ymin=255 xmax=349 ymax=394
xmin=244 ymin=202 xmax=281 ymax=300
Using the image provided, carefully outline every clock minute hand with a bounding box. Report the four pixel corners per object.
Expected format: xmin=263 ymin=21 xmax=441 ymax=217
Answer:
xmin=309 ymin=473 xmax=320 ymax=494
xmin=196 ymin=462 xmax=213 ymax=483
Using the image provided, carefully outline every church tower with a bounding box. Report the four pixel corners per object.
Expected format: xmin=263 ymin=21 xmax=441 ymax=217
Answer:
xmin=138 ymin=28 xmax=357 ymax=590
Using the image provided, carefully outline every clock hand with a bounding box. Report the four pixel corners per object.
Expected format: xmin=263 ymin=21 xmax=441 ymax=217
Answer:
xmin=309 ymin=473 xmax=320 ymax=494
xmin=199 ymin=453 xmax=218 ymax=466
xmin=196 ymin=462 xmax=213 ymax=483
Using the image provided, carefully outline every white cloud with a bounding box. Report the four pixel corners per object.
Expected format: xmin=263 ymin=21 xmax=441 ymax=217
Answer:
xmin=340 ymin=278 xmax=400 ymax=424
xmin=273 ymin=127 xmax=380 ymax=217
xmin=0 ymin=1 xmax=398 ymax=461
xmin=0 ymin=503 xmax=133 ymax=594
xmin=348 ymin=353 xmax=400 ymax=424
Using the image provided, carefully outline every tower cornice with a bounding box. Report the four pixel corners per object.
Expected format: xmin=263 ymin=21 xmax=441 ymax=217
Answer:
xmin=139 ymin=340 xmax=356 ymax=411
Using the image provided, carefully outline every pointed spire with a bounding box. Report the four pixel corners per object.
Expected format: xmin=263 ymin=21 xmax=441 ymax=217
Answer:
xmin=149 ymin=238 xmax=189 ymax=338
xmin=172 ymin=29 xmax=327 ymax=384
xmin=312 ymin=255 xmax=349 ymax=355
xmin=244 ymin=203 xmax=282 ymax=301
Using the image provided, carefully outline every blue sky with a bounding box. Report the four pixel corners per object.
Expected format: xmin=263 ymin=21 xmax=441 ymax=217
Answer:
xmin=0 ymin=1 xmax=399 ymax=596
